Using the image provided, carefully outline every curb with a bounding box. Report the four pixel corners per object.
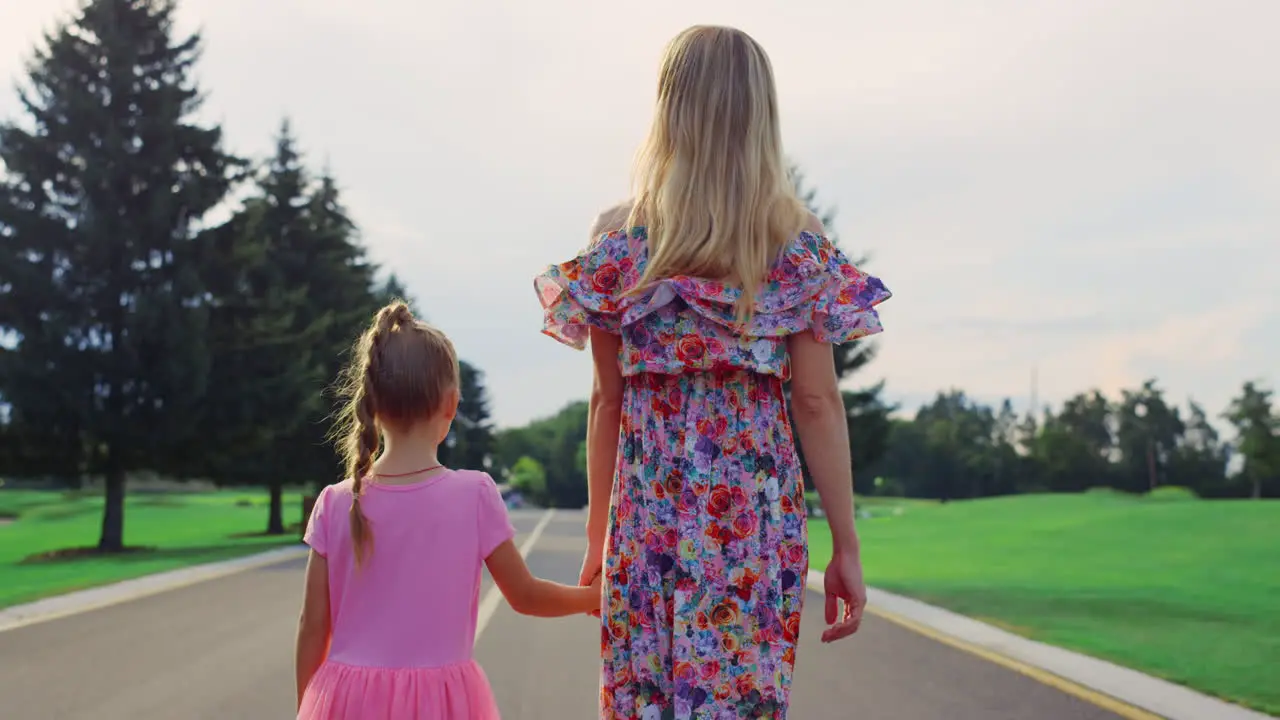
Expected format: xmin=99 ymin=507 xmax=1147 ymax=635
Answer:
xmin=805 ymin=570 xmax=1275 ymax=720
xmin=0 ymin=544 xmax=310 ymax=634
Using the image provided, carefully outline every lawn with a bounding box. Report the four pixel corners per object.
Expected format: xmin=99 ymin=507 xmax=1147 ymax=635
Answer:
xmin=0 ymin=489 xmax=305 ymax=609
xmin=807 ymin=490 xmax=1280 ymax=714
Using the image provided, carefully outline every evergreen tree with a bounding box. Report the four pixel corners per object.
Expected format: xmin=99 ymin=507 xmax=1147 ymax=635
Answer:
xmin=196 ymin=119 xmax=327 ymax=534
xmin=377 ymin=274 xmax=414 ymax=310
xmin=0 ymin=0 xmax=237 ymax=550
xmin=1224 ymin=381 xmax=1280 ymax=499
xmin=276 ymin=167 xmax=381 ymax=495
xmin=445 ymin=362 xmax=495 ymax=469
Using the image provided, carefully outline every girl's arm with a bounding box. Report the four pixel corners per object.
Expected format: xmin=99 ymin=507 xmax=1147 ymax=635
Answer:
xmin=294 ymin=550 xmax=332 ymax=709
xmin=585 ymin=327 xmax=624 ymax=550
xmin=486 ymin=539 xmax=602 ymax=617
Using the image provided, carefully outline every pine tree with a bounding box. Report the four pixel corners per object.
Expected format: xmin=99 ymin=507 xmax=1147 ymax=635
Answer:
xmin=196 ymin=119 xmax=328 ymax=534
xmin=287 ymin=168 xmax=381 ymax=494
xmin=0 ymin=0 xmax=237 ymax=550
xmin=447 ymin=362 xmax=495 ymax=470
xmin=1224 ymin=381 xmax=1280 ymax=499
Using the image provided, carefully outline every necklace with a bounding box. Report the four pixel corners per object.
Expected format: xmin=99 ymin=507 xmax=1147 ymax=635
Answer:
xmin=375 ymin=463 xmax=444 ymax=478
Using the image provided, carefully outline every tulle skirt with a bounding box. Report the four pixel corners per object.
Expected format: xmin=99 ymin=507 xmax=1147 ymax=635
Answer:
xmin=299 ymin=659 xmax=501 ymax=720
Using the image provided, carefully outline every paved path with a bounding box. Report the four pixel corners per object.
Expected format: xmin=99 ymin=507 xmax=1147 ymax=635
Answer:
xmin=0 ymin=510 xmax=1131 ymax=719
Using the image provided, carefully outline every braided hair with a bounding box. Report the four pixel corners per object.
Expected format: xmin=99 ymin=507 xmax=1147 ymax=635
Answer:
xmin=332 ymin=301 xmax=460 ymax=566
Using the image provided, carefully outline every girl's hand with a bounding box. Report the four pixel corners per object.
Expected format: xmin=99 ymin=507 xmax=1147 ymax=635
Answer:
xmin=821 ymin=550 xmax=867 ymax=643
xmin=587 ymin=567 xmax=603 ymax=616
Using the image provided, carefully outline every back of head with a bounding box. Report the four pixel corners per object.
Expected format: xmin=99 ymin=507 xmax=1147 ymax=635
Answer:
xmin=332 ymin=301 xmax=460 ymax=565
xmin=627 ymin=25 xmax=808 ymax=321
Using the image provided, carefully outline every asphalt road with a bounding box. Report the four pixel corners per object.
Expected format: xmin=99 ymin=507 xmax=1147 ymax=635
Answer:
xmin=0 ymin=510 xmax=1129 ymax=719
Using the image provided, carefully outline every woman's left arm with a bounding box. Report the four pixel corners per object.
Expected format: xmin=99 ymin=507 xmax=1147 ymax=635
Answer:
xmin=294 ymin=550 xmax=331 ymax=709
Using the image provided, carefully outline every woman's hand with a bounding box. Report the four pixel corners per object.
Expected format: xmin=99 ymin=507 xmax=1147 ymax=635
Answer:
xmin=578 ymin=539 xmax=604 ymax=618
xmin=821 ymin=549 xmax=867 ymax=643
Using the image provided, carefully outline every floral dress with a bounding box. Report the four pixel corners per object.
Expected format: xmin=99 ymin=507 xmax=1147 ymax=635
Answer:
xmin=535 ymin=227 xmax=891 ymax=719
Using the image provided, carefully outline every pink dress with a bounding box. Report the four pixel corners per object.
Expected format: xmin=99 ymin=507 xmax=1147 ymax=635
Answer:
xmin=299 ymin=470 xmax=515 ymax=720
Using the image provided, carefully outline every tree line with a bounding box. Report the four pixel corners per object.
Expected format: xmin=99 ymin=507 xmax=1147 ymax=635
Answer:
xmin=0 ymin=0 xmax=496 ymax=549
xmin=867 ymin=379 xmax=1278 ymax=501
xmin=496 ymin=376 xmax=1278 ymax=510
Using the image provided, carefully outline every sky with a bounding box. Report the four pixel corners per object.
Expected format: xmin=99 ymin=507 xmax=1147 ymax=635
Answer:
xmin=1 ymin=0 xmax=1276 ymax=430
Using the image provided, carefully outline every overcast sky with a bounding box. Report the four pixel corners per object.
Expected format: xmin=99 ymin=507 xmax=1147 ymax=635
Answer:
xmin=2 ymin=0 xmax=1276 ymax=429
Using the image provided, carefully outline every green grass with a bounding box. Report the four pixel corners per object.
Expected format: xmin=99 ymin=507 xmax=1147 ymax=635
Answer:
xmin=0 ymin=489 xmax=305 ymax=609
xmin=807 ymin=492 xmax=1280 ymax=714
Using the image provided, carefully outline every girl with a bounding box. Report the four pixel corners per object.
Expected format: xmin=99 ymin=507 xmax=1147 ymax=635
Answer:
xmin=534 ymin=25 xmax=892 ymax=719
xmin=295 ymin=301 xmax=601 ymax=719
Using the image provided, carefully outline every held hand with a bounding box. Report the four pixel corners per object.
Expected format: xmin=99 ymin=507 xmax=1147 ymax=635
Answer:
xmin=822 ymin=550 xmax=867 ymax=643
xmin=578 ymin=542 xmax=604 ymax=618
xmin=587 ymin=567 xmax=604 ymax=617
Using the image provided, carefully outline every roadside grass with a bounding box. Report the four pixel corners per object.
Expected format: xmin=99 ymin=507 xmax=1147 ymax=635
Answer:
xmin=0 ymin=489 xmax=305 ymax=609
xmin=807 ymin=491 xmax=1280 ymax=714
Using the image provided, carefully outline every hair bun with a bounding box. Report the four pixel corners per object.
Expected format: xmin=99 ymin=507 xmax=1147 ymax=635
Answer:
xmin=375 ymin=301 xmax=415 ymax=334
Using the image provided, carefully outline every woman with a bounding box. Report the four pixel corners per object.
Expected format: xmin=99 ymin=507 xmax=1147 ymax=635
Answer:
xmin=535 ymin=25 xmax=892 ymax=719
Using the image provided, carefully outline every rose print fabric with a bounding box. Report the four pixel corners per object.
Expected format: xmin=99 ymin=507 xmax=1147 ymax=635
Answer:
xmin=535 ymin=227 xmax=891 ymax=719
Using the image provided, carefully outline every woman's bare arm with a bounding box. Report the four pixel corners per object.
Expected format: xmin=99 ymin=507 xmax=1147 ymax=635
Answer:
xmin=787 ymin=331 xmax=860 ymax=555
xmin=294 ymin=550 xmax=331 ymax=709
xmin=585 ymin=327 xmax=624 ymax=544
xmin=486 ymin=540 xmax=602 ymax=616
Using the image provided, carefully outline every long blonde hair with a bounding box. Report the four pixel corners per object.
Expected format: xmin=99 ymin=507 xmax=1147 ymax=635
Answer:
xmin=332 ymin=301 xmax=460 ymax=566
xmin=626 ymin=25 xmax=809 ymax=321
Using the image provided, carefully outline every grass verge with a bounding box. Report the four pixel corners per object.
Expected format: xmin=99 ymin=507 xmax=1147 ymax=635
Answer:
xmin=0 ymin=489 xmax=303 ymax=609
xmin=807 ymin=492 xmax=1280 ymax=715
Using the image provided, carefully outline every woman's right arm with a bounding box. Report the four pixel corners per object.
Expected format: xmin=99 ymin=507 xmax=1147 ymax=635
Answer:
xmin=585 ymin=327 xmax=624 ymax=549
xmin=788 ymin=330 xmax=867 ymax=642
xmin=582 ymin=205 xmax=630 ymax=553
xmin=788 ymin=331 xmax=859 ymax=553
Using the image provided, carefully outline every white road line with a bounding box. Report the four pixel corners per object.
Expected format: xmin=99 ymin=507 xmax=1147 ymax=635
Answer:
xmin=474 ymin=508 xmax=555 ymax=645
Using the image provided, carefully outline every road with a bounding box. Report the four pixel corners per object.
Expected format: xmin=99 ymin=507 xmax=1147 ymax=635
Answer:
xmin=0 ymin=510 xmax=1130 ymax=719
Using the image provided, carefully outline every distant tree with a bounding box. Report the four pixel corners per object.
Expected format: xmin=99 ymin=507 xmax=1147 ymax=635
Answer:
xmin=493 ymin=401 xmax=589 ymax=508
xmin=508 ymin=456 xmax=548 ymax=506
xmin=378 ymin=274 xmax=414 ymax=310
xmin=1224 ymin=381 xmax=1279 ymax=499
xmin=1169 ymin=400 xmax=1230 ymax=497
xmin=1030 ymin=391 xmax=1116 ymax=492
xmin=1114 ymin=380 xmax=1184 ymax=493
xmin=0 ymin=0 xmax=238 ymax=550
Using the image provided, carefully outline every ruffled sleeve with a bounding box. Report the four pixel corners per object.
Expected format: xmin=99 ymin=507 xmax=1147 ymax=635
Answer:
xmin=797 ymin=233 xmax=892 ymax=343
xmin=534 ymin=230 xmax=641 ymax=350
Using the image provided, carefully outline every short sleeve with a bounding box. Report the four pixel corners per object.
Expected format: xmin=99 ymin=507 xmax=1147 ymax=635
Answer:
xmin=476 ymin=473 xmax=516 ymax=560
xmin=804 ymin=234 xmax=892 ymax=344
xmin=534 ymin=230 xmax=640 ymax=350
xmin=303 ymin=485 xmax=331 ymax=557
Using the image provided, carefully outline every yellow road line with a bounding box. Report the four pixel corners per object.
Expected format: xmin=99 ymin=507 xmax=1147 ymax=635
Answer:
xmin=863 ymin=603 xmax=1166 ymax=720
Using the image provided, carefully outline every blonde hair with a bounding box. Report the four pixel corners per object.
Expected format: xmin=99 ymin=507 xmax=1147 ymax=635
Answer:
xmin=626 ymin=25 xmax=809 ymax=321
xmin=332 ymin=301 xmax=460 ymax=565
